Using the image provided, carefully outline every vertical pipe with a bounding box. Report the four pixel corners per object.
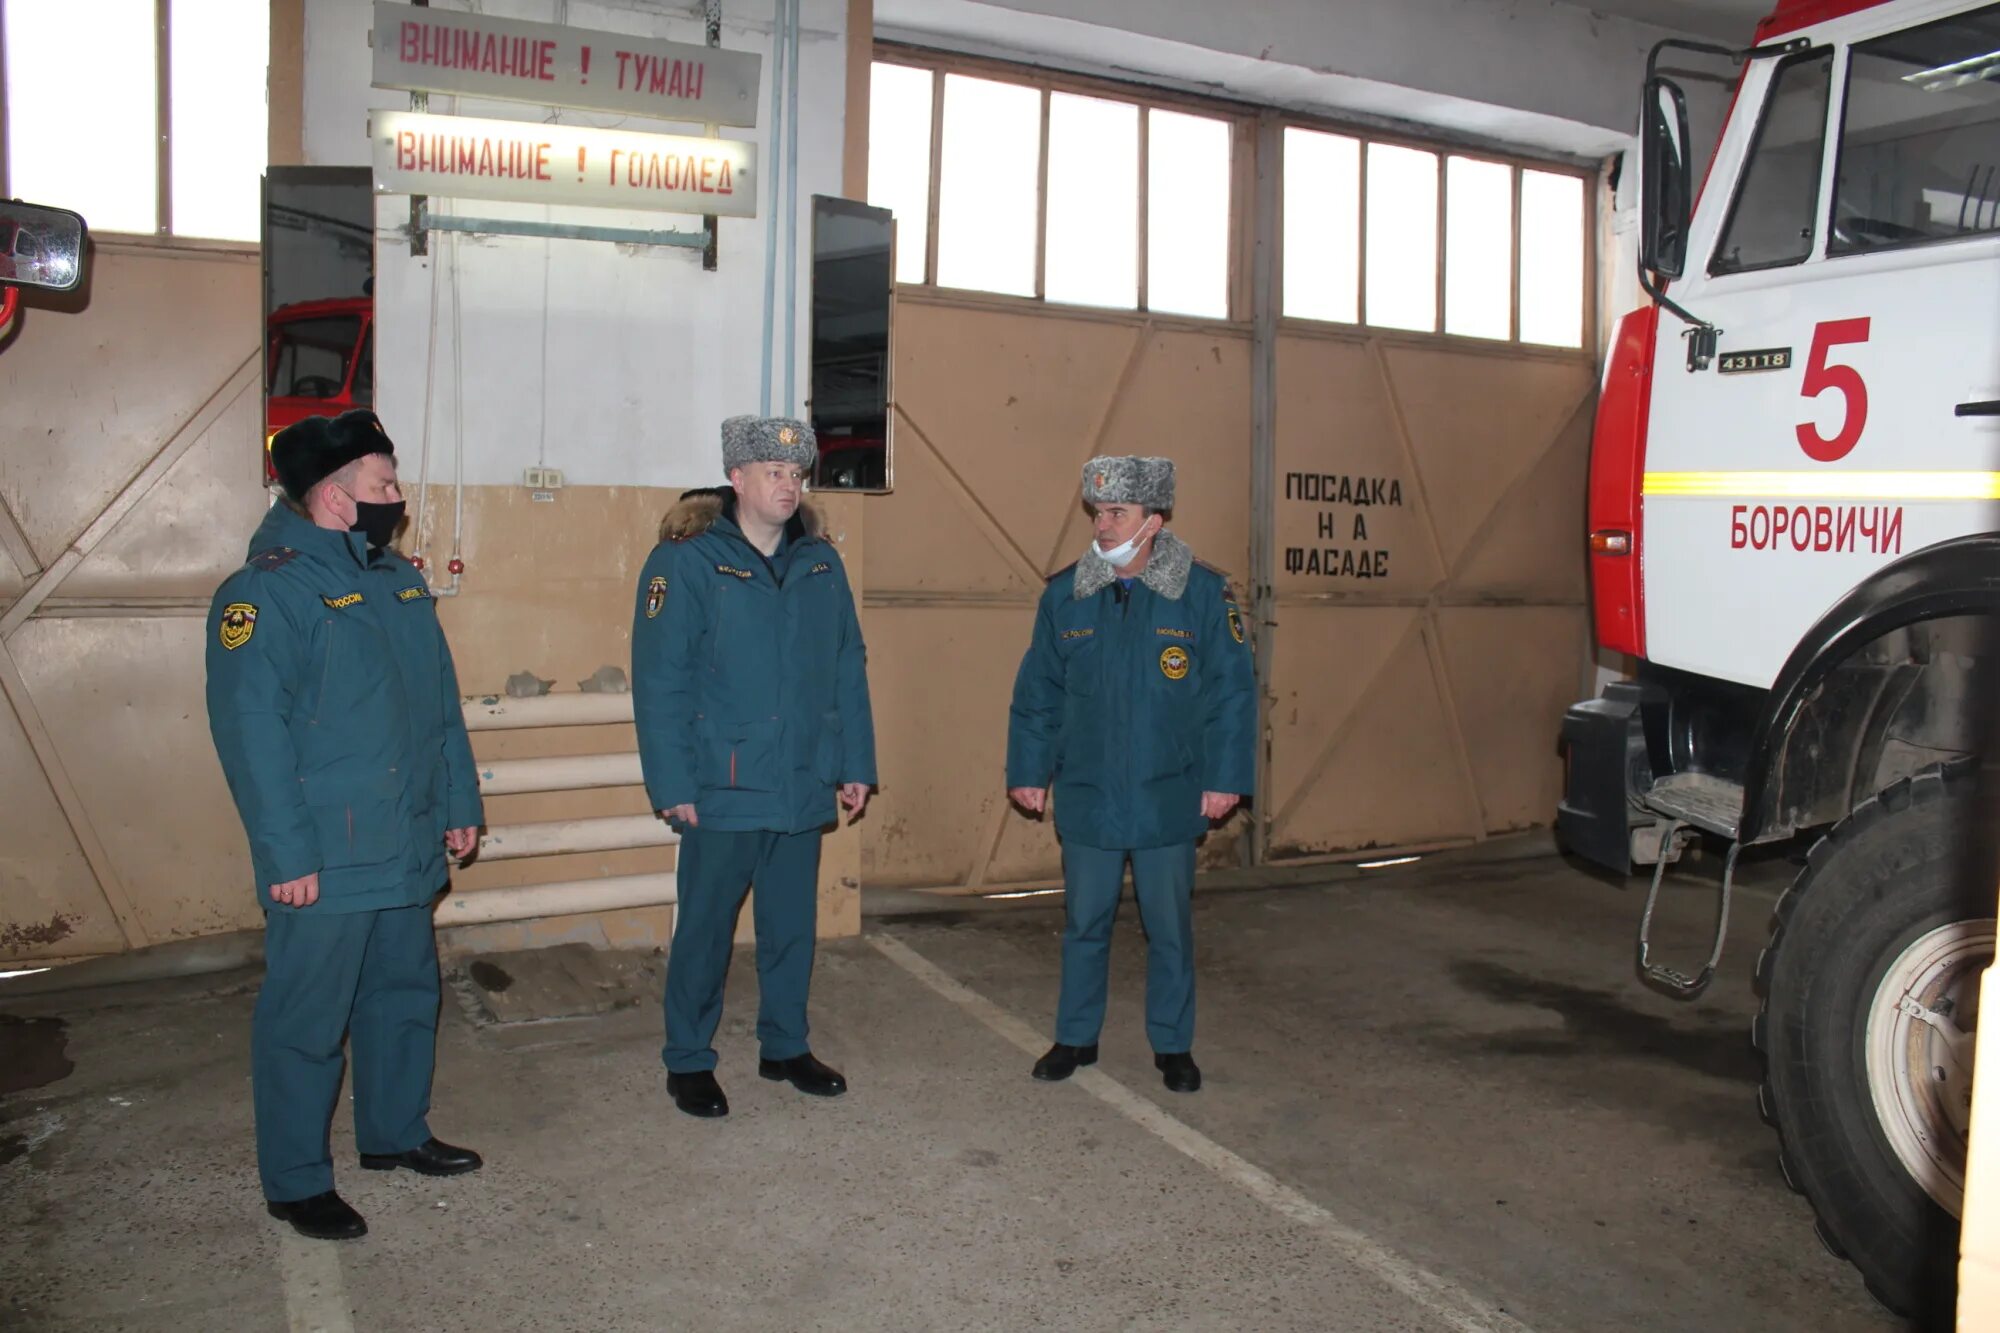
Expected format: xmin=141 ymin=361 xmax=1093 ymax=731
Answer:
xmin=783 ymin=0 xmax=802 ymax=415
xmin=1510 ymin=166 xmax=1523 ymax=344
xmin=156 ymin=0 xmax=173 ymax=235
xmin=923 ymin=68 xmax=944 ymax=286
xmin=1248 ymin=114 xmax=1280 ymax=867
xmin=1137 ymin=106 xmax=1150 ymax=312
xmin=1032 ymin=88 xmax=1049 ymax=300
xmin=1434 ymin=151 xmax=1447 ymax=335
xmin=702 ymin=0 xmax=722 ymax=272
xmin=410 ymin=0 xmax=430 ymax=257
xmin=0 ymin=8 xmax=12 ymax=199
xmin=758 ymin=0 xmax=787 ymax=415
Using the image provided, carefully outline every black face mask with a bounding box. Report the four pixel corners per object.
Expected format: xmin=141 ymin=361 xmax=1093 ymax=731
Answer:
xmin=349 ymin=499 xmax=406 ymax=550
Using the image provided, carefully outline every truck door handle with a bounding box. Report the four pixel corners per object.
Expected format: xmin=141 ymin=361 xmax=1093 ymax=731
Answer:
xmin=1956 ymin=399 xmax=2000 ymax=417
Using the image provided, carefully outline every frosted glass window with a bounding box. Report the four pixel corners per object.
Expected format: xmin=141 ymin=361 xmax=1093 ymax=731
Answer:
xmin=172 ymin=0 xmax=269 ymax=241
xmin=1519 ymin=169 xmax=1585 ymax=347
xmin=1146 ymin=108 xmax=1229 ymax=318
xmin=867 ymin=62 xmax=933 ymax=286
xmin=1444 ymin=156 xmax=1513 ymax=340
xmin=936 ymin=74 xmax=1040 ymax=297
xmin=1283 ymin=127 xmax=1360 ymax=323
xmin=1046 ymin=93 xmax=1138 ymax=309
xmin=5 ymin=0 xmax=158 ymax=235
xmin=1365 ymin=144 xmax=1439 ymax=332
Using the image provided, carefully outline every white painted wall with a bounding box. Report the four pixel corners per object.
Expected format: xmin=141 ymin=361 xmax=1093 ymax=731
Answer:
xmin=303 ymin=0 xmax=847 ymax=488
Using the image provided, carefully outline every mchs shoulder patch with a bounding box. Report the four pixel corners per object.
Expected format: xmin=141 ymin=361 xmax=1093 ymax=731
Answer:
xmin=322 ymin=592 xmax=364 ymax=610
xmin=397 ymin=584 xmax=431 ymax=602
xmin=218 ymin=602 xmax=258 ymax=650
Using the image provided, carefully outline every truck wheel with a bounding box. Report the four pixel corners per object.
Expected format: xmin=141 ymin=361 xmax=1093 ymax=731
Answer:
xmin=1754 ymin=763 xmax=1992 ymax=1325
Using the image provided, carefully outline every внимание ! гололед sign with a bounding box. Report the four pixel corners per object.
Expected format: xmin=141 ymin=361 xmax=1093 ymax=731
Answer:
xmin=369 ymin=111 xmax=758 ymax=217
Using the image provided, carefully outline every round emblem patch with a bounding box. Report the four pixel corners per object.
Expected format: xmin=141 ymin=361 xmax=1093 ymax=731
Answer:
xmin=645 ymin=574 xmax=668 ymax=619
xmin=1160 ymin=645 xmax=1190 ymax=680
xmin=778 ymin=425 xmax=798 ymax=445
xmin=219 ymin=602 xmax=258 ymax=651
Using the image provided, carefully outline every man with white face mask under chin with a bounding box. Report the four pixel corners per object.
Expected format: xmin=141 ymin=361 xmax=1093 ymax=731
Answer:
xmin=1005 ymin=456 xmax=1257 ymax=1093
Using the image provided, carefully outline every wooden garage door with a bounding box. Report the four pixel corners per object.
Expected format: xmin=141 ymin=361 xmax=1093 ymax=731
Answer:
xmin=1264 ymin=332 xmax=1594 ymax=860
xmin=856 ymin=56 xmax=1600 ymax=891
xmin=860 ymin=305 xmax=1593 ymax=889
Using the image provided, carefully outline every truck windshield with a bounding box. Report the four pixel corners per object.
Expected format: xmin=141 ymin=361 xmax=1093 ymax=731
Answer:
xmin=268 ymin=314 xmax=362 ymax=399
xmin=1832 ymin=3 xmax=2000 ymax=253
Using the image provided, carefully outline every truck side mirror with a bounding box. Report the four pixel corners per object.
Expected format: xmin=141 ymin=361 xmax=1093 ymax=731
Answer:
xmin=0 ymin=200 xmax=88 ymax=294
xmin=1640 ymin=77 xmax=1692 ymax=280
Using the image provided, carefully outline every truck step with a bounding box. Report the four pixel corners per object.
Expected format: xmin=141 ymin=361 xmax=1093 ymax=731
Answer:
xmin=1642 ymin=773 xmax=1744 ymax=840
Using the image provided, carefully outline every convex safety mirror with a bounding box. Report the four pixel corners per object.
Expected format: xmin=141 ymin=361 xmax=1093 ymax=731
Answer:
xmin=1641 ymin=77 xmax=1694 ymax=278
xmin=0 ymin=200 xmax=88 ymax=293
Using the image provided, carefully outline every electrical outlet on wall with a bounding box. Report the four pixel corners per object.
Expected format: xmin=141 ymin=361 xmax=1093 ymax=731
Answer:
xmin=523 ymin=466 xmax=565 ymax=490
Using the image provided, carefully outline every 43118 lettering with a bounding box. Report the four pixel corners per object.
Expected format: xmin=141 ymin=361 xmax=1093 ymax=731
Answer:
xmin=1717 ymin=347 xmax=1792 ymax=375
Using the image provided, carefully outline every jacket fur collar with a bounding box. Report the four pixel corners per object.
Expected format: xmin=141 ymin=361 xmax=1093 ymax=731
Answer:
xmin=1073 ymin=528 xmax=1193 ymax=601
xmin=659 ymin=488 xmax=824 ymax=545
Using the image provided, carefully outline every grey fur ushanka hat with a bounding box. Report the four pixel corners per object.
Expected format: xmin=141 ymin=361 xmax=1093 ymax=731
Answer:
xmin=1081 ymin=455 xmax=1175 ymax=511
xmin=722 ymin=415 xmax=817 ymax=472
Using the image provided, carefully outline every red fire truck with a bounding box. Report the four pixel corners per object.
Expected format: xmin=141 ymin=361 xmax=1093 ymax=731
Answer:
xmin=264 ymin=296 xmax=373 ymax=483
xmin=1558 ymin=0 xmax=2000 ymax=1318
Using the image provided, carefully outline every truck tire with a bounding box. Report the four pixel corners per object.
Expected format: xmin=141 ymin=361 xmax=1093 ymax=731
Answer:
xmin=1754 ymin=763 xmax=1993 ymax=1326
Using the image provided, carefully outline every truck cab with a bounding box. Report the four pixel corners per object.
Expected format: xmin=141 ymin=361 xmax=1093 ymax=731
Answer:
xmin=1559 ymin=0 xmax=2000 ymax=1320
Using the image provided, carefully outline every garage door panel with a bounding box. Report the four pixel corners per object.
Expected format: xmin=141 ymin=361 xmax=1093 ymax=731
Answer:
xmin=1435 ymin=606 xmax=1586 ymax=834
xmin=63 ymin=391 xmax=271 ymax=598
xmin=1275 ymin=337 xmax=1443 ymax=597
xmin=0 ymin=541 xmax=28 ymax=598
xmin=1267 ymin=605 xmax=1419 ymax=804
xmin=868 ymin=408 xmax=1043 ymax=597
xmin=0 ymin=691 xmax=125 ymax=961
xmin=1384 ymin=347 xmax=1594 ymax=574
xmin=1096 ymin=330 xmax=1254 ymax=579
xmin=0 ymin=251 xmax=259 ymax=566
xmin=863 ymin=606 xmax=1026 ymax=887
xmin=892 ymin=304 xmax=1145 ymax=574
xmin=985 ymin=799 xmax=1060 ymax=883
xmin=12 ymin=617 xmax=259 ymax=943
xmin=1269 ymin=620 xmax=1476 ymax=856
xmin=1446 ymin=399 xmax=1593 ymax=599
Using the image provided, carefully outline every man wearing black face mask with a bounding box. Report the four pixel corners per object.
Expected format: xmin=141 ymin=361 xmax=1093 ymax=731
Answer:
xmin=205 ymin=409 xmax=485 ymax=1241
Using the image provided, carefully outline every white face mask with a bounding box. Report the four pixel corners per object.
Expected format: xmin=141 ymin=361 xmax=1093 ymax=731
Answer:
xmin=1092 ymin=516 xmax=1157 ymax=569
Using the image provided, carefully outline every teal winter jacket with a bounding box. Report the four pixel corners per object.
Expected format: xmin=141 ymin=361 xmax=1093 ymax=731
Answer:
xmin=632 ymin=492 xmax=877 ymax=834
xmin=205 ymin=503 xmax=483 ymax=913
xmin=1006 ymin=530 xmax=1257 ymax=850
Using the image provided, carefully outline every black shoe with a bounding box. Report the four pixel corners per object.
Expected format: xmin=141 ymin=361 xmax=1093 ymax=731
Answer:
xmin=1155 ymin=1051 xmax=1202 ymax=1093
xmin=267 ymin=1190 xmax=367 ymax=1240
xmin=667 ymin=1070 xmax=730 ymax=1118
xmin=358 ymin=1137 xmax=484 ymax=1177
xmin=758 ymin=1052 xmax=847 ymax=1097
xmin=1032 ymin=1042 xmax=1098 ymax=1082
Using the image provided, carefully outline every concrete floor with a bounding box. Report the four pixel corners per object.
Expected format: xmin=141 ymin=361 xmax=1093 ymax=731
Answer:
xmin=1 ymin=847 xmax=1905 ymax=1332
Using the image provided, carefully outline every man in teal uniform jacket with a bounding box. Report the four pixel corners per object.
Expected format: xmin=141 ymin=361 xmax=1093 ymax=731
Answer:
xmin=206 ymin=410 xmax=484 ymax=1240
xmin=632 ymin=416 xmax=877 ymax=1119
xmin=1006 ymin=456 xmax=1257 ymax=1092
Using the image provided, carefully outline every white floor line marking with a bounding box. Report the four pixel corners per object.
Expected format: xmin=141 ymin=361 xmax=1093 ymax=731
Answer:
xmin=869 ymin=933 xmax=1536 ymax=1333
xmin=278 ymin=1230 xmax=356 ymax=1333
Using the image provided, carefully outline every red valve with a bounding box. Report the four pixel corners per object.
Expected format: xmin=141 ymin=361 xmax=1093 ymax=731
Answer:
xmin=447 ymin=557 xmax=465 ymax=575
xmin=410 ymin=555 xmax=426 ymax=570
